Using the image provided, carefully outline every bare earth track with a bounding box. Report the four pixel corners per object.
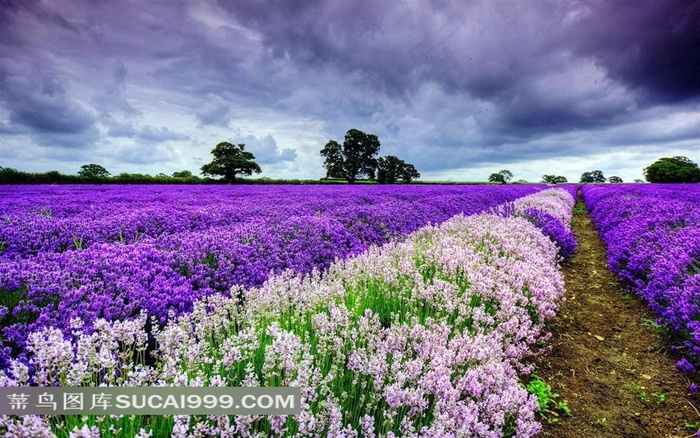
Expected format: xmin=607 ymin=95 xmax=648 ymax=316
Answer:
xmin=538 ymin=194 xmax=699 ymax=438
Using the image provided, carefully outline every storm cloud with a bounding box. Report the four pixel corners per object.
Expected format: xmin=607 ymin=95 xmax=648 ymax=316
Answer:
xmin=0 ymin=0 xmax=697 ymax=181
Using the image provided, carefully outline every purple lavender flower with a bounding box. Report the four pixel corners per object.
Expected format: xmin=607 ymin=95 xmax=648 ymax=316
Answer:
xmin=584 ymin=184 xmax=700 ymax=369
xmin=0 ymin=184 xmax=547 ymax=369
xmin=677 ymin=358 xmax=695 ymax=374
xmin=523 ymin=208 xmax=578 ymax=261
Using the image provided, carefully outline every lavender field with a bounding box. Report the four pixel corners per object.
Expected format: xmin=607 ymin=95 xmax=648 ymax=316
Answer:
xmin=0 ymin=185 xmax=545 ymax=362
xmin=0 ymin=185 xmax=579 ymax=437
xmin=584 ymin=184 xmax=700 ymax=372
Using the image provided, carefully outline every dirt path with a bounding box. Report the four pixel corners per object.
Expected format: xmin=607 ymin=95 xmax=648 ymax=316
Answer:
xmin=538 ymin=194 xmax=698 ymax=437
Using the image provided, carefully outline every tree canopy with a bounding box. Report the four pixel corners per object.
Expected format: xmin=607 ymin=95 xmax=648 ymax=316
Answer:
xmin=488 ymin=173 xmax=505 ymax=184
xmin=608 ymin=176 xmax=623 ymax=183
xmin=644 ymin=156 xmax=700 ymax=183
xmin=377 ymin=156 xmax=420 ymax=183
xmin=320 ymin=140 xmax=345 ymax=179
xmin=488 ymin=169 xmax=513 ymax=184
xmin=172 ymin=170 xmax=193 ymax=178
xmin=321 ymin=129 xmax=381 ymax=183
xmin=541 ymin=175 xmax=568 ymax=184
xmin=580 ymin=170 xmax=606 ymax=183
xmin=78 ymin=164 xmax=110 ymax=178
xmin=200 ymin=142 xmax=262 ymax=183
xmin=498 ymin=169 xmax=513 ymax=183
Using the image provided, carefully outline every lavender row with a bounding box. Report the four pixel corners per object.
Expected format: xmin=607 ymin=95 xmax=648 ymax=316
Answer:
xmin=503 ymin=187 xmax=578 ymax=261
xmin=1 ymin=189 xmax=575 ymax=437
xmin=583 ymin=184 xmax=700 ymax=368
xmin=0 ymin=185 xmax=543 ymax=260
xmin=0 ymin=185 xmax=543 ymax=367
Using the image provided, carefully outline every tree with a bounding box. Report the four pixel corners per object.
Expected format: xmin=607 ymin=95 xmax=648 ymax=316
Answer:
xmin=498 ymin=169 xmax=513 ymax=183
xmin=172 ymin=170 xmax=193 ymax=178
xmin=608 ymin=176 xmax=623 ymax=183
xmin=320 ymin=140 xmax=345 ymax=179
xmin=580 ymin=170 xmax=606 ymax=183
xmin=320 ymin=129 xmax=381 ymax=183
xmin=488 ymin=173 xmax=506 ymax=184
xmin=0 ymin=167 xmax=23 ymax=184
xmin=400 ymin=163 xmax=421 ymax=183
xmin=489 ymin=169 xmax=513 ymax=184
xmin=644 ymin=156 xmax=700 ymax=183
xmin=542 ymin=175 xmax=568 ymax=184
xmin=78 ymin=164 xmax=110 ymax=178
xmin=377 ymin=155 xmax=421 ymax=183
xmin=200 ymin=142 xmax=262 ymax=183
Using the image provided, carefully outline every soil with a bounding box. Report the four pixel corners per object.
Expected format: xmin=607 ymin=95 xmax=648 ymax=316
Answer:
xmin=537 ymin=194 xmax=699 ymax=438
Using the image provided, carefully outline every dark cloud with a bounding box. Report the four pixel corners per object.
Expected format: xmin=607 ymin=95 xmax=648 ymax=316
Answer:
xmin=568 ymin=0 xmax=700 ymax=103
xmin=0 ymin=61 xmax=100 ymax=149
xmin=32 ymin=126 xmax=101 ymax=150
xmin=219 ymin=1 xmax=565 ymax=95
xmin=220 ymin=1 xmax=697 ymax=136
xmin=1 ymin=72 xmax=95 ymax=135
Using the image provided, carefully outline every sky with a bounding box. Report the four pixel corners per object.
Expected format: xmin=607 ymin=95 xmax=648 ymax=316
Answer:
xmin=1 ymin=0 xmax=698 ymax=183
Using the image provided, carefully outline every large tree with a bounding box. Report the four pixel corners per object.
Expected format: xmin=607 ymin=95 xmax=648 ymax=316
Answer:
xmin=488 ymin=169 xmax=513 ymax=184
xmin=498 ymin=169 xmax=513 ymax=183
xmin=320 ymin=140 xmax=345 ymax=179
xmin=644 ymin=156 xmax=700 ymax=183
xmin=488 ymin=173 xmax=505 ymax=184
xmin=320 ymin=129 xmax=381 ymax=183
xmin=377 ymin=155 xmax=421 ymax=183
xmin=200 ymin=142 xmax=261 ymax=183
xmin=580 ymin=170 xmax=606 ymax=183
xmin=78 ymin=163 xmax=110 ymax=178
xmin=542 ymin=174 xmax=568 ymax=184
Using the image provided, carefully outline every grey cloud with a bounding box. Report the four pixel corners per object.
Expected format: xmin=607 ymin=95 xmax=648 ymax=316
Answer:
xmin=108 ymin=122 xmax=189 ymax=142
xmin=221 ymin=0 xmax=697 ymax=140
xmin=106 ymin=121 xmax=137 ymax=138
xmin=218 ymin=1 xmax=636 ymax=141
xmin=32 ymin=125 xmax=101 ymax=150
xmin=110 ymin=142 xmax=181 ymax=166
xmin=137 ymin=125 xmax=190 ymax=142
xmin=1 ymin=73 xmax=96 ymax=135
xmin=0 ymin=62 xmax=100 ymax=149
xmin=220 ymin=1 xmax=561 ymax=95
xmin=237 ymin=134 xmax=297 ymax=164
xmin=91 ymin=60 xmax=140 ymax=119
xmin=196 ymin=93 xmax=233 ymax=127
xmin=19 ymin=0 xmax=81 ymax=34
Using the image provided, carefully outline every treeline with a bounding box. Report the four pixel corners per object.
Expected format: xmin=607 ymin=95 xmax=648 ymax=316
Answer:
xmin=0 ymin=167 xmax=206 ymax=185
xmin=0 ymin=168 xmax=360 ymax=185
xmin=0 ymin=167 xmax=411 ymax=185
